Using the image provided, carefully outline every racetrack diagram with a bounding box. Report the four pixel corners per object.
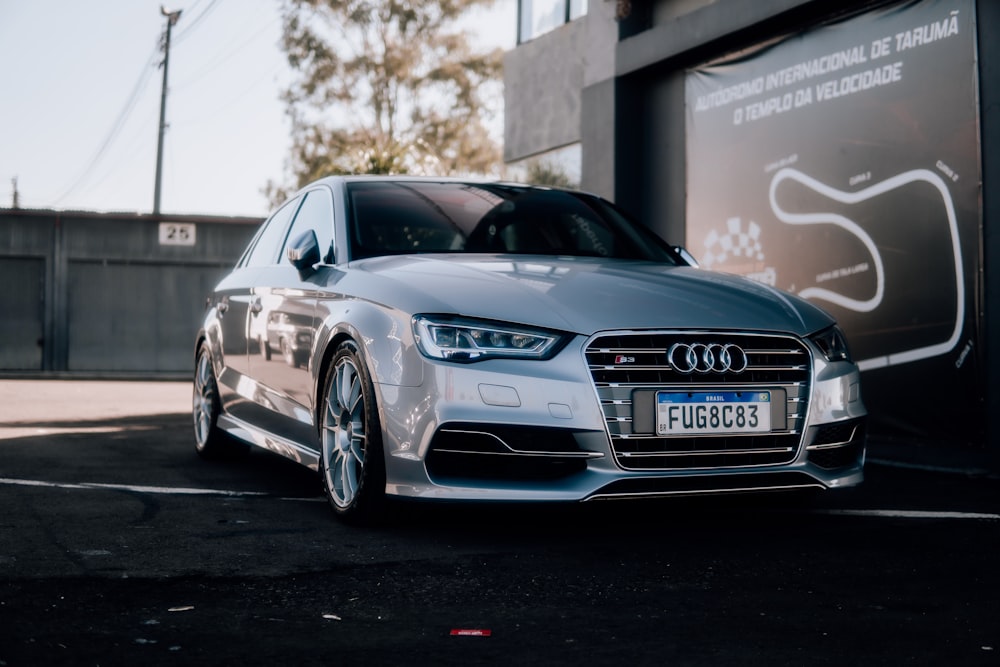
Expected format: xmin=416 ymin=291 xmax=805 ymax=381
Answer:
xmin=683 ymin=0 xmax=981 ymax=437
xmin=767 ymin=167 xmax=964 ymax=372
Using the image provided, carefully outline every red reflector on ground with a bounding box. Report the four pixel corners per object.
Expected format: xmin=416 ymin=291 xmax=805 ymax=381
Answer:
xmin=450 ymin=629 xmax=492 ymax=637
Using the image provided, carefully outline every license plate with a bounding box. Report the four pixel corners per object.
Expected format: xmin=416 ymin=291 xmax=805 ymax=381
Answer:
xmin=656 ymin=391 xmax=771 ymax=435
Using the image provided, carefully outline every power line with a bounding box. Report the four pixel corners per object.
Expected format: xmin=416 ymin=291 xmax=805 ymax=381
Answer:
xmin=173 ymin=16 xmax=280 ymax=92
xmin=173 ymin=0 xmax=223 ymax=45
xmin=53 ymin=45 xmax=160 ymax=205
xmin=78 ymin=104 xmax=159 ymax=201
xmin=52 ymin=1 xmax=223 ymax=208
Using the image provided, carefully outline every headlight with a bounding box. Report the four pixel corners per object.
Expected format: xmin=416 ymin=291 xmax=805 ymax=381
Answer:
xmin=810 ymin=325 xmax=852 ymax=363
xmin=413 ymin=315 xmax=567 ymax=362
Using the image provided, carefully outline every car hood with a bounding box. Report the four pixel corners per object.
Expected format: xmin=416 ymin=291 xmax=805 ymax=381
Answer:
xmin=349 ymin=254 xmax=834 ymax=336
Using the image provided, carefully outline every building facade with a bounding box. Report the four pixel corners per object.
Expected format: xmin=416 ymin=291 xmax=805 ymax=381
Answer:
xmin=505 ymin=0 xmax=998 ymax=470
xmin=0 ymin=209 xmax=259 ymax=376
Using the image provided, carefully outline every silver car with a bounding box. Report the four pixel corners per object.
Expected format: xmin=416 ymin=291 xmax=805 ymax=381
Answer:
xmin=193 ymin=177 xmax=866 ymax=522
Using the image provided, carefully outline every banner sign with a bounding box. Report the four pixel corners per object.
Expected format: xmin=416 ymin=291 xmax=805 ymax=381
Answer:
xmin=685 ymin=0 xmax=981 ymax=439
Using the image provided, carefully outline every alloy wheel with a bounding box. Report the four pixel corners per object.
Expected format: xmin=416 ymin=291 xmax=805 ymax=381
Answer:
xmin=322 ymin=356 xmax=367 ymax=508
xmin=193 ymin=350 xmax=216 ymax=447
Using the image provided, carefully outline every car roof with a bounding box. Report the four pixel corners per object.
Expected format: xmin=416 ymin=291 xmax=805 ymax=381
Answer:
xmin=299 ymin=174 xmax=573 ymax=194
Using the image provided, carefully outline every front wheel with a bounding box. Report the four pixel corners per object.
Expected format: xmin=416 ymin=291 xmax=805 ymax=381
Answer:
xmin=319 ymin=341 xmax=386 ymax=523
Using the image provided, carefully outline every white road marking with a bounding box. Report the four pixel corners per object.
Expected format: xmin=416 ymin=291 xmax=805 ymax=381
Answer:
xmin=0 ymin=425 xmax=158 ymax=441
xmin=0 ymin=477 xmax=268 ymax=497
xmin=0 ymin=477 xmax=994 ymax=517
xmin=816 ymin=509 xmax=1000 ymax=521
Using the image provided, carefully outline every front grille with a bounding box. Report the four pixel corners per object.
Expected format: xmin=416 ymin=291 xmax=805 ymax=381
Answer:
xmin=586 ymin=331 xmax=812 ymax=470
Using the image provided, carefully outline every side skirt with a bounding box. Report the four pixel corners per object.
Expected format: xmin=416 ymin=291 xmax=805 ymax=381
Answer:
xmin=217 ymin=413 xmax=321 ymax=472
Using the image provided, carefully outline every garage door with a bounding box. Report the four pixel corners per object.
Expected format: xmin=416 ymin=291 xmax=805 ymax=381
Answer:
xmin=67 ymin=261 xmax=227 ymax=372
xmin=0 ymin=257 xmax=45 ymax=370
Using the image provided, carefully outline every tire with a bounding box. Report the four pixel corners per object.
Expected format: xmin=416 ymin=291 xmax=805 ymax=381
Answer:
xmin=259 ymin=336 xmax=271 ymax=361
xmin=192 ymin=342 xmax=248 ymax=460
xmin=319 ymin=340 xmax=386 ymax=522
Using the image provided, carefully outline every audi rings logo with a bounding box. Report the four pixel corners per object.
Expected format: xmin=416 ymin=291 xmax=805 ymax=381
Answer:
xmin=667 ymin=343 xmax=749 ymax=374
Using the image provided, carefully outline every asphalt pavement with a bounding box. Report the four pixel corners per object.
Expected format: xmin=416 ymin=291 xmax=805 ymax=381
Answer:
xmin=1 ymin=380 xmax=998 ymax=666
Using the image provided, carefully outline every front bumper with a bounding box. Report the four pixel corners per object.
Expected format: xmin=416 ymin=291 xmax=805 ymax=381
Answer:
xmin=377 ymin=332 xmax=866 ymax=502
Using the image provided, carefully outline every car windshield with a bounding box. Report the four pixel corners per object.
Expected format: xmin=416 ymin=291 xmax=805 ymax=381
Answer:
xmin=346 ymin=181 xmax=680 ymax=263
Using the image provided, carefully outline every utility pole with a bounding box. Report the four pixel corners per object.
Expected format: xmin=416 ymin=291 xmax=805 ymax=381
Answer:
xmin=153 ymin=6 xmax=182 ymax=216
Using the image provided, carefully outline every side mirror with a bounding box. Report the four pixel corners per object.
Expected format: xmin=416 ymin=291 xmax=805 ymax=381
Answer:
xmin=287 ymin=229 xmax=321 ymax=274
xmin=672 ymin=246 xmax=700 ymax=268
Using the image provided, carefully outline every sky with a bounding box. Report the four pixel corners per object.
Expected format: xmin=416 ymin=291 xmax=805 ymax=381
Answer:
xmin=0 ymin=0 xmax=516 ymax=218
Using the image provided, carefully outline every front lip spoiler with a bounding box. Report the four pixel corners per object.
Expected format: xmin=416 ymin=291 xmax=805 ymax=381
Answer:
xmin=582 ymin=471 xmax=836 ymax=501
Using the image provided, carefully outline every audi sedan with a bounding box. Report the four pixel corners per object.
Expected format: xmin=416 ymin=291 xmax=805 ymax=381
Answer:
xmin=193 ymin=176 xmax=866 ymax=522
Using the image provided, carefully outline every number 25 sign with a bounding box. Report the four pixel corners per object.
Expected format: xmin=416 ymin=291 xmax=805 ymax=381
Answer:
xmin=159 ymin=222 xmax=196 ymax=246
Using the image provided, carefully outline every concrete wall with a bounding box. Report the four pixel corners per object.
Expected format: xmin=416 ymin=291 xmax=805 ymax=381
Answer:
xmin=504 ymin=20 xmax=586 ymax=163
xmin=503 ymin=0 xmax=619 ymax=173
xmin=0 ymin=209 xmax=260 ymax=376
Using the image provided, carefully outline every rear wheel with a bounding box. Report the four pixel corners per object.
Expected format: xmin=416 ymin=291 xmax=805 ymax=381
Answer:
xmin=319 ymin=341 xmax=386 ymax=522
xmin=192 ymin=342 xmax=248 ymax=459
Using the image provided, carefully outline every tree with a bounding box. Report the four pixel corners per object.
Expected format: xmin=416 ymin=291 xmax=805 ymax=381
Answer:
xmin=525 ymin=159 xmax=575 ymax=188
xmin=268 ymin=0 xmax=504 ymax=204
